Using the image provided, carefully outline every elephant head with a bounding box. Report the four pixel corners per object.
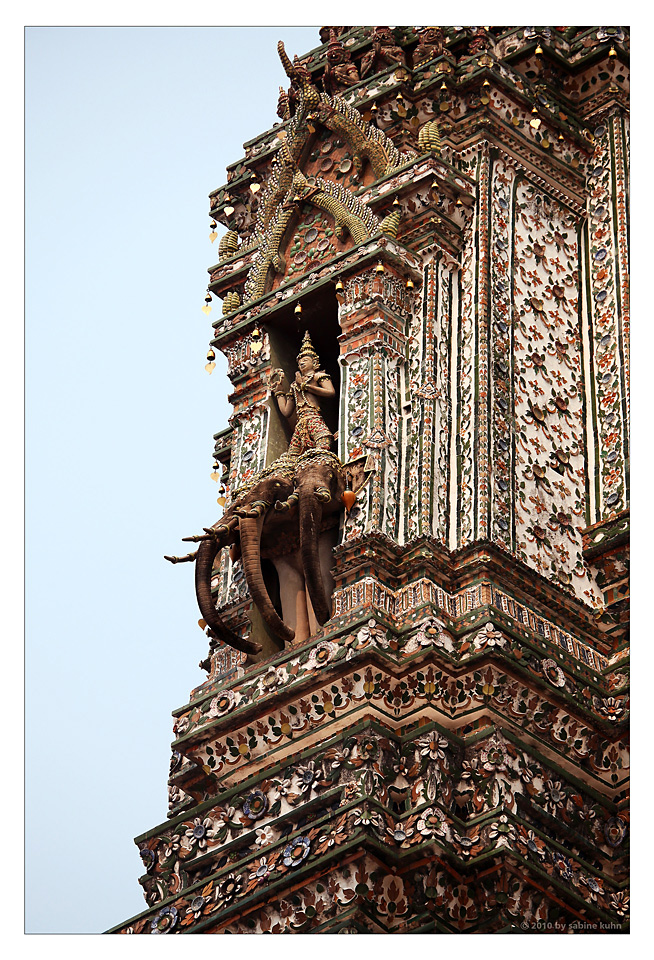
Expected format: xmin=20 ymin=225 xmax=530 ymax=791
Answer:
xmin=165 ymin=450 xmax=346 ymax=658
xmin=293 ymin=450 xmax=346 ymax=625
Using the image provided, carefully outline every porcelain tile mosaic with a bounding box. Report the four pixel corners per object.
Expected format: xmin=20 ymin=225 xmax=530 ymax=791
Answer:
xmin=111 ymin=26 xmax=629 ymax=935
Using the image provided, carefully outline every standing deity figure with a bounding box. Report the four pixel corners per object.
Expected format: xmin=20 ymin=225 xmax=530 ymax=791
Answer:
xmin=319 ymin=26 xmax=351 ymax=44
xmin=413 ymin=26 xmax=445 ymax=66
xmin=469 ymin=27 xmax=492 ymax=55
xmin=270 ymin=331 xmax=335 ymax=454
xmin=360 ymin=27 xmax=406 ymax=79
xmin=285 ymin=54 xmax=313 ymax=117
xmin=323 ymin=30 xmax=360 ymax=95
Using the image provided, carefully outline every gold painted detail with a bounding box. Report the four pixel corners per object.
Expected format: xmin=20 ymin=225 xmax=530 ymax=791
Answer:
xmin=218 ymin=230 xmax=239 ymax=261
xmin=222 ymin=290 xmax=241 ymax=315
xmin=315 ymin=95 xmax=411 ymax=181
xmin=310 ymin=176 xmax=379 ymax=242
xmin=379 ymin=208 xmax=401 ymax=238
xmin=244 ymin=140 xmax=379 ymax=303
xmin=278 ymin=40 xmax=411 ymax=179
xmin=241 ymin=42 xmax=416 ymax=305
xmin=418 ymin=120 xmax=442 ymax=154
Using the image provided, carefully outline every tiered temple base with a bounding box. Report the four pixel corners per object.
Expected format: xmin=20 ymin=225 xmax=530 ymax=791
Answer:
xmin=109 ymin=539 xmax=628 ymax=934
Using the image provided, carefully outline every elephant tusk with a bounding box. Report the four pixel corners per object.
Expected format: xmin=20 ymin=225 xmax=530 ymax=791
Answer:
xmin=217 ymin=516 xmax=240 ymax=534
xmin=275 ymin=491 xmax=300 ymax=512
xmin=242 ymin=499 xmax=271 ymax=519
xmin=182 ymin=514 xmax=240 ymax=543
xmin=164 ymin=552 xmax=198 ymax=564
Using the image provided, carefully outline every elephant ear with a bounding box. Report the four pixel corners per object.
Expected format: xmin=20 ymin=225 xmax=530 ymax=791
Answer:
xmin=195 ymin=539 xmax=262 ymax=655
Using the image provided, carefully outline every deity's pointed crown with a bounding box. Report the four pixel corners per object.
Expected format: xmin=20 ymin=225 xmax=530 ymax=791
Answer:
xmin=297 ymin=330 xmax=320 ymax=365
xmin=328 ymin=28 xmax=343 ymax=50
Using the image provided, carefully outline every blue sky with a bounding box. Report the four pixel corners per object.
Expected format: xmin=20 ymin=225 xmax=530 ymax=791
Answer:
xmin=25 ymin=24 xmax=318 ymax=934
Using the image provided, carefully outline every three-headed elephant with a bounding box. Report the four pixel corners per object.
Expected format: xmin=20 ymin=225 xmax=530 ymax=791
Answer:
xmin=166 ymin=450 xmax=346 ymax=657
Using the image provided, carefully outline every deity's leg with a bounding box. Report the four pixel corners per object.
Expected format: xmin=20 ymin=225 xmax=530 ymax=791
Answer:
xmin=273 ymin=552 xmax=311 ymax=644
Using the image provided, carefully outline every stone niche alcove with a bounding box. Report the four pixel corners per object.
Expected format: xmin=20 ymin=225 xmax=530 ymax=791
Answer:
xmin=255 ymin=284 xmax=342 ymax=652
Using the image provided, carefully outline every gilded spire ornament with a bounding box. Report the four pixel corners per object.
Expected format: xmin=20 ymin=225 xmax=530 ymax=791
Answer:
xmin=296 ymin=329 xmax=320 ymax=365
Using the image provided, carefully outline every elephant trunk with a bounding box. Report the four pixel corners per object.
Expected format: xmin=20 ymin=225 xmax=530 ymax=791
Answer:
xmin=195 ymin=539 xmax=262 ymax=655
xmin=239 ymin=516 xmax=295 ymax=644
xmin=299 ymin=489 xmax=331 ymax=625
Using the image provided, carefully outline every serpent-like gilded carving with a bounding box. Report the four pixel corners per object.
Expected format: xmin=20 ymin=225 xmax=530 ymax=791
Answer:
xmin=241 ymin=41 xmax=415 ymax=304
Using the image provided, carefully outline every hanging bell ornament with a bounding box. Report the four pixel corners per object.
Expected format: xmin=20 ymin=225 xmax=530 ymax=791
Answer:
xmin=250 ymin=178 xmax=261 ymax=195
xmin=210 ymin=461 xmax=221 ymax=482
xmin=294 ymin=303 xmax=302 ymax=316
xmin=209 ymin=220 xmax=218 ymax=243
xmin=217 ymin=484 xmax=227 ymax=508
xmin=375 ymin=261 xmax=384 ymax=274
xmin=250 ymin=326 xmax=263 ymax=354
xmin=335 ymin=279 xmax=345 ymax=303
xmin=609 ymin=45 xmax=617 ymax=57
xmin=205 ymin=347 xmax=216 ymax=374
xmin=406 ymin=278 xmax=414 ymax=291
xmin=535 ymin=43 xmax=543 ymax=56
xmin=202 ymin=293 xmax=212 ymax=315
xmin=393 ymin=196 xmax=400 ymax=208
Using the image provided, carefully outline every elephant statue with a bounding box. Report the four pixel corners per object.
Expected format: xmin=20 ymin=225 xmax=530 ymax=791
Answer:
xmin=165 ymin=449 xmax=346 ymax=657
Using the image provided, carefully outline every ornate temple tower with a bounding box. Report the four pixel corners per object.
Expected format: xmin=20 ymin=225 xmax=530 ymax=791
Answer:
xmin=110 ymin=26 xmax=629 ymax=934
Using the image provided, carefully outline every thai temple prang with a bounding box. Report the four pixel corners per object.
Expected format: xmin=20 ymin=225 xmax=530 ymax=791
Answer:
xmin=110 ymin=26 xmax=629 ymax=934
